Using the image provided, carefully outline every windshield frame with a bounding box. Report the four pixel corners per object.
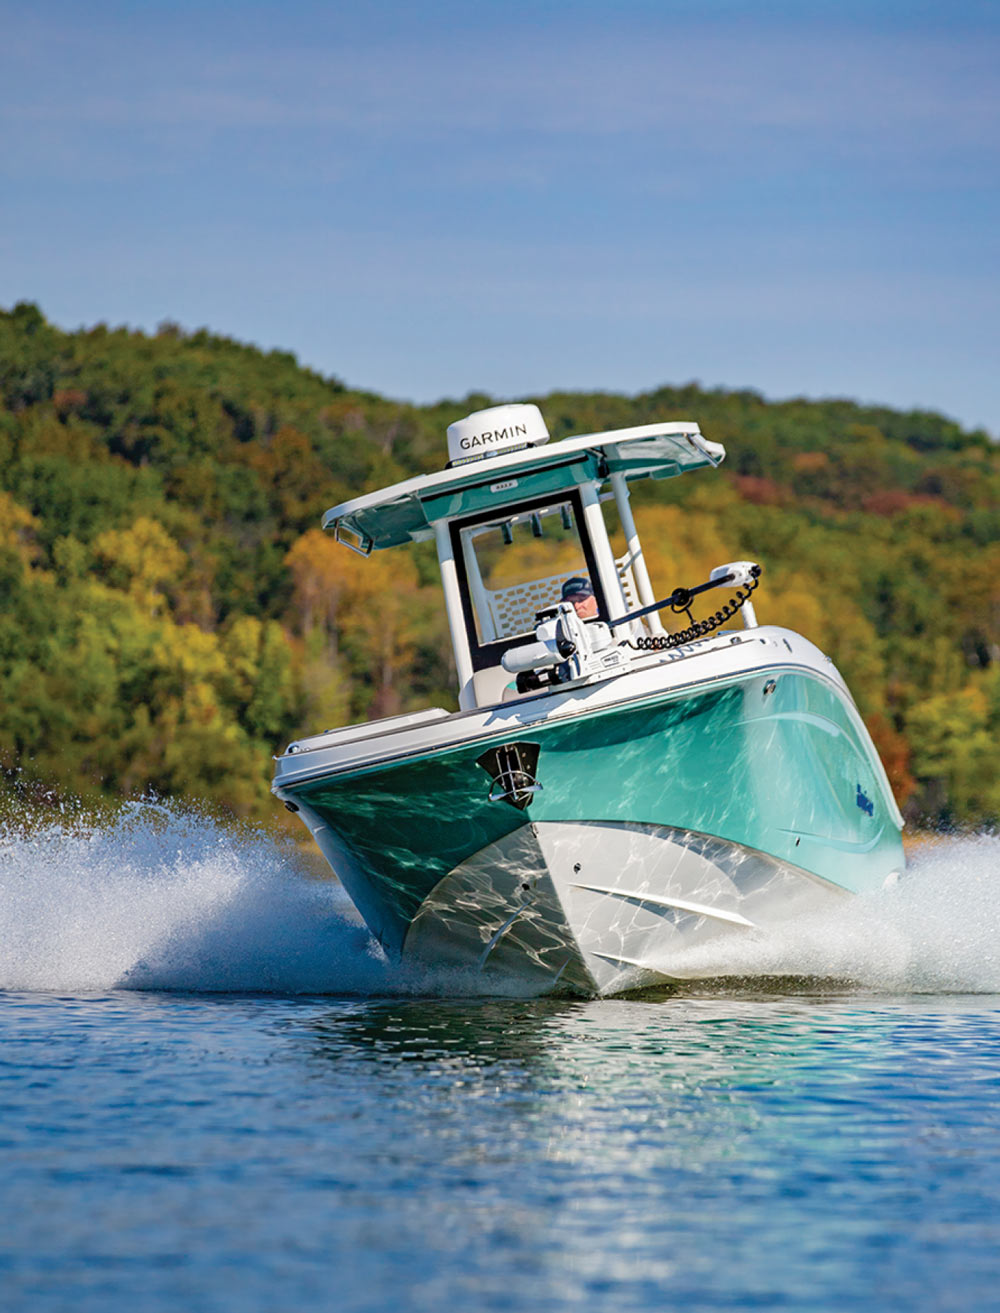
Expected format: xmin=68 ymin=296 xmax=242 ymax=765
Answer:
xmin=449 ymin=489 xmax=608 ymax=673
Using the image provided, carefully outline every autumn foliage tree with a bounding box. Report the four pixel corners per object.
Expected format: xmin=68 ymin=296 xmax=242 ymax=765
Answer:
xmin=1 ymin=301 xmax=998 ymax=827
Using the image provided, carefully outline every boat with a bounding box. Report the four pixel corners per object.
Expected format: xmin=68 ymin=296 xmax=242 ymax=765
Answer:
xmin=272 ymin=403 xmax=905 ymax=995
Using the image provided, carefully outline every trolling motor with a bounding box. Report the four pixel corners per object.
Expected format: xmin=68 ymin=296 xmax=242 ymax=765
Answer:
xmin=501 ymin=602 xmax=629 ymax=692
xmin=501 ymin=561 xmax=762 ymax=691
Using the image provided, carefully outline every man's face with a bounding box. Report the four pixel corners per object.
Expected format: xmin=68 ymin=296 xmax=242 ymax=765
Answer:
xmin=569 ymin=593 xmax=599 ymax=620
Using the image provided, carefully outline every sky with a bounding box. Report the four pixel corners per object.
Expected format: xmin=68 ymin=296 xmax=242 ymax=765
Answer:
xmin=1 ymin=0 xmax=998 ymax=434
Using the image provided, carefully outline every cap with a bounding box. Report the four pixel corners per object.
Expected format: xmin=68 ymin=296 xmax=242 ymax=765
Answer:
xmin=560 ymin=576 xmax=593 ymax=601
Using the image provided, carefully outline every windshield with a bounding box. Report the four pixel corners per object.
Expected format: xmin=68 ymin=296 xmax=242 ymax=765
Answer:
xmin=459 ymin=499 xmax=590 ymax=643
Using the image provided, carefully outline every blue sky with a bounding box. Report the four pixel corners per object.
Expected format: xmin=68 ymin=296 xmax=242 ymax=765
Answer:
xmin=2 ymin=1 xmax=998 ymax=433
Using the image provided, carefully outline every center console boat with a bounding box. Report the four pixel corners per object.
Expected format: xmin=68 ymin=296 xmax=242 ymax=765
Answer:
xmin=272 ymin=404 xmax=904 ymax=995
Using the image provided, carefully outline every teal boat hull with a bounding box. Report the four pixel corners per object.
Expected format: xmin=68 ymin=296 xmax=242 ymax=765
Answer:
xmin=275 ymin=649 xmax=904 ymax=996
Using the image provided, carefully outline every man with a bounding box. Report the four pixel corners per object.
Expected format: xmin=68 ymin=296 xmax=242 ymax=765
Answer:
xmin=560 ymin=575 xmax=599 ymax=620
xmin=501 ymin=573 xmax=602 ymax=701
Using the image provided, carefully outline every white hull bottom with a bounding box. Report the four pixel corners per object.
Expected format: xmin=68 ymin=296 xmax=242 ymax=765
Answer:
xmin=402 ymin=821 xmax=851 ymax=996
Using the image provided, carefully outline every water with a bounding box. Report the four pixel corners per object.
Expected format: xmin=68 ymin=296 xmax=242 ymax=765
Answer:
xmin=2 ymin=809 xmax=1000 ymax=1311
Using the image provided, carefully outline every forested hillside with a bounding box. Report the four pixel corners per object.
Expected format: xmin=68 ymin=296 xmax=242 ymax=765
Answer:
xmin=2 ymin=302 xmax=998 ymax=828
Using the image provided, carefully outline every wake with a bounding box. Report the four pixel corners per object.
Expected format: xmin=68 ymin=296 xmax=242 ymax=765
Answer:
xmin=0 ymin=803 xmax=998 ymax=995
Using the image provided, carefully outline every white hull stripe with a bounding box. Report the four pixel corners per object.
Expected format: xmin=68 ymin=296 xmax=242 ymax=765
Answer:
xmin=589 ymin=950 xmax=659 ymax=969
xmin=568 ymin=882 xmax=756 ymax=928
xmin=477 ymin=905 xmax=528 ymax=969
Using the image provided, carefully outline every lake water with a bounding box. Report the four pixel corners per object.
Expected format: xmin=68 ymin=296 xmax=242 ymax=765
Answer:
xmin=2 ymin=808 xmax=1000 ymax=1311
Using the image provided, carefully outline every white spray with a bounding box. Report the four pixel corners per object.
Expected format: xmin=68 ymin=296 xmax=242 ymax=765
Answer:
xmin=1 ymin=805 xmax=998 ymax=995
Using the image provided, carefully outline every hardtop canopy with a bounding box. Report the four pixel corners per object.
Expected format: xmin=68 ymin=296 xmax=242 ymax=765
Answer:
xmin=323 ymin=421 xmax=725 ymax=553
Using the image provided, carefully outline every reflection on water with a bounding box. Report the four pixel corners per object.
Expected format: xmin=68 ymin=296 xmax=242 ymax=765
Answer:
xmin=293 ymin=993 xmax=1000 ymax=1310
xmin=3 ymin=988 xmax=1000 ymax=1312
xmin=299 ymin=991 xmax=966 ymax=1150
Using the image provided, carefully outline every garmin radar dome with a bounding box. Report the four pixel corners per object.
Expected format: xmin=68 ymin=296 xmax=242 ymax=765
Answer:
xmin=446 ymin=403 xmax=549 ymax=466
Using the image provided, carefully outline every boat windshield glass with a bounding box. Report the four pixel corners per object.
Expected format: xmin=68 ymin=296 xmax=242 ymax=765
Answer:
xmin=459 ymin=500 xmax=591 ymax=643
